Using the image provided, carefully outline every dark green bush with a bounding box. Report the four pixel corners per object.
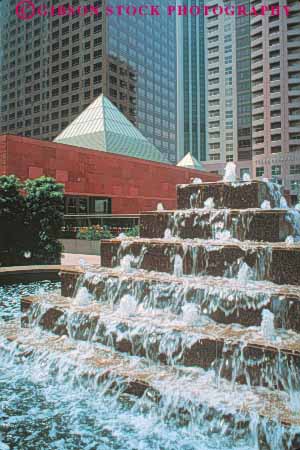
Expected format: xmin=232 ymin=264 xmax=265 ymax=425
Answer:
xmin=76 ymin=225 xmax=139 ymax=240
xmin=125 ymin=225 xmax=139 ymax=237
xmin=0 ymin=176 xmax=64 ymax=266
xmin=24 ymin=177 xmax=64 ymax=264
xmin=0 ymin=175 xmax=26 ymax=266
xmin=76 ymin=226 xmax=112 ymax=240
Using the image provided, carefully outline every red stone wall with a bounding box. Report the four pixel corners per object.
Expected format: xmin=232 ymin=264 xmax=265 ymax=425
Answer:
xmin=0 ymin=134 xmax=219 ymax=213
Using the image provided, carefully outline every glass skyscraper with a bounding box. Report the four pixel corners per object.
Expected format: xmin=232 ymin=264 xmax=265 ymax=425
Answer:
xmin=107 ymin=0 xmax=177 ymax=162
xmin=0 ymin=0 xmax=177 ymax=162
xmin=177 ymin=0 xmax=206 ymax=162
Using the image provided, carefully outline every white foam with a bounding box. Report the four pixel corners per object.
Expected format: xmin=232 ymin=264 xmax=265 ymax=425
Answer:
xmin=223 ymin=162 xmax=236 ymax=183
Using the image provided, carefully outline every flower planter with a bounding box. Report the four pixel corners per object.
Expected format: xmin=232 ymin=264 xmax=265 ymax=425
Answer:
xmin=60 ymin=239 xmax=100 ymax=255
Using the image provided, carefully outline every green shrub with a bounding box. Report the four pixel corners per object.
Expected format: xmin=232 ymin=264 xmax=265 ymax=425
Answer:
xmin=125 ymin=225 xmax=139 ymax=237
xmin=75 ymin=225 xmax=139 ymax=240
xmin=0 ymin=175 xmax=26 ymax=265
xmin=24 ymin=177 xmax=64 ymax=264
xmin=76 ymin=226 xmax=112 ymax=240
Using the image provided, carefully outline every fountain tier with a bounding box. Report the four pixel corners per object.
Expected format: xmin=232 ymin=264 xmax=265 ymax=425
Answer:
xmin=2 ymin=321 xmax=300 ymax=436
xmin=13 ymin=179 xmax=300 ymax=449
xmin=100 ymin=238 xmax=300 ymax=285
xmin=60 ymin=268 xmax=300 ymax=331
xmin=140 ymin=209 xmax=291 ymax=242
xmin=22 ymin=294 xmax=300 ymax=391
xmin=177 ymin=180 xmax=281 ymax=209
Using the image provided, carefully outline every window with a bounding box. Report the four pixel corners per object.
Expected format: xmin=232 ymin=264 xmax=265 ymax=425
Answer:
xmin=290 ymin=164 xmax=300 ymax=175
xmin=272 ymin=165 xmax=281 ymax=176
xmin=209 ymin=143 xmax=220 ymax=150
xmin=209 ymin=153 xmax=220 ymax=161
xmin=291 ymin=180 xmax=300 ymax=192
xmin=256 ymin=167 xmax=264 ymax=177
xmin=64 ymin=196 xmax=111 ymax=214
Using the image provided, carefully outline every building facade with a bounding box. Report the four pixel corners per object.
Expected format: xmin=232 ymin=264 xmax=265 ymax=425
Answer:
xmin=177 ymin=0 xmax=253 ymax=178
xmin=250 ymin=0 xmax=300 ymax=200
xmin=178 ymin=0 xmax=300 ymax=197
xmin=0 ymin=135 xmax=219 ymax=213
xmin=177 ymin=0 xmax=206 ymax=163
xmin=196 ymin=0 xmax=253 ymax=178
xmin=0 ymin=0 xmax=177 ymax=161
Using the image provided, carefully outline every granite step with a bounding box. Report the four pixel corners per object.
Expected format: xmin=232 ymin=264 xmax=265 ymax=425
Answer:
xmin=140 ymin=208 xmax=291 ymax=242
xmin=100 ymin=238 xmax=300 ymax=285
xmin=177 ymin=180 xmax=281 ymax=210
xmin=21 ymin=294 xmax=300 ymax=391
xmin=1 ymin=321 xmax=300 ymax=440
xmin=60 ymin=267 xmax=300 ymax=332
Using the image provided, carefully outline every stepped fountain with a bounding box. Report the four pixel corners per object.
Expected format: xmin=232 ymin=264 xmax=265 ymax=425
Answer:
xmin=1 ymin=174 xmax=300 ymax=449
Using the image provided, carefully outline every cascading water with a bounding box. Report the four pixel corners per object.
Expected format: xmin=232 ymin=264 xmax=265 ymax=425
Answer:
xmin=204 ymin=197 xmax=215 ymax=209
xmin=285 ymin=235 xmax=294 ymax=245
xmin=242 ymin=173 xmax=251 ymax=182
xmin=118 ymin=294 xmax=138 ymax=317
xmin=192 ymin=177 xmax=202 ymax=184
xmin=261 ymin=309 xmax=275 ymax=341
xmin=173 ymin=254 xmax=183 ymax=277
xmin=2 ymin=179 xmax=300 ymax=449
xmin=280 ymin=196 xmax=288 ymax=209
xmin=261 ymin=200 xmax=271 ymax=210
xmin=120 ymin=254 xmax=136 ymax=272
xmin=223 ymin=162 xmax=237 ymax=183
xmin=285 ymin=208 xmax=300 ymax=241
xmin=237 ymin=262 xmax=255 ymax=283
xmin=215 ymin=229 xmax=231 ymax=241
xmin=164 ymin=228 xmax=172 ymax=239
xmin=181 ymin=303 xmax=199 ymax=325
xmin=73 ymin=286 xmax=92 ymax=305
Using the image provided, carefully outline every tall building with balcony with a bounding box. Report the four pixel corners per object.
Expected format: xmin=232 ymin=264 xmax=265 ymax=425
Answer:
xmin=0 ymin=0 xmax=177 ymax=162
xmin=251 ymin=0 xmax=300 ymax=201
xmin=202 ymin=0 xmax=253 ymax=179
xmin=178 ymin=0 xmax=300 ymax=195
xmin=177 ymin=0 xmax=253 ymax=179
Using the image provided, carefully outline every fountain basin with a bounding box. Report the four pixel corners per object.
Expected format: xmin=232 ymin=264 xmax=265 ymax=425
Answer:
xmin=0 ymin=265 xmax=61 ymax=284
xmin=1 ymin=320 xmax=300 ymax=435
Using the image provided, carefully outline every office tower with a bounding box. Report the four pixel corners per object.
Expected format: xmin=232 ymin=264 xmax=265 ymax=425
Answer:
xmin=202 ymin=0 xmax=253 ymax=178
xmin=251 ymin=0 xmax=300 ymax=201
xmin=106 ymin=0 xmax=177 ymax=162
xmin=0 ymin=0 xmax=177 ymax=162
xmin=177 ymin=0 xmax=253 ymax=177
xmin=177 ymin=0 xmax=206 ymax=163
xmin=178 ymin=0 xmax=300 ymax=193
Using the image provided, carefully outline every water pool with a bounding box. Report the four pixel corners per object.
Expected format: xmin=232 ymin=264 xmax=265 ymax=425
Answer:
xmin=0 ymin=282 xmax=290 ymax=450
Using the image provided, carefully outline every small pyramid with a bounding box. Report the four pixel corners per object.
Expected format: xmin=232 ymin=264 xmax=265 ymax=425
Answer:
xmin=177 ymin=152 xmax=205 ymax=171
xmin=54 ymin=95 xmax=168 ymax=164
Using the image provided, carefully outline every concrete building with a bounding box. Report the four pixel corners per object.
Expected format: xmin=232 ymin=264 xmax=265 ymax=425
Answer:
xmin=199 ymin=0 xmax=253 ymax=179
xmin=205 ymin=0 xmax=300 ymax=198
xmin=0 ymin=0 xmax=177 ymax=161
xmin=178 ymin=0 xmax=300 ymax=198
xmin=250 ymin=0 xmax=300 ymax=201
xmin=177 ymin=0 xmax=253 ymax=178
